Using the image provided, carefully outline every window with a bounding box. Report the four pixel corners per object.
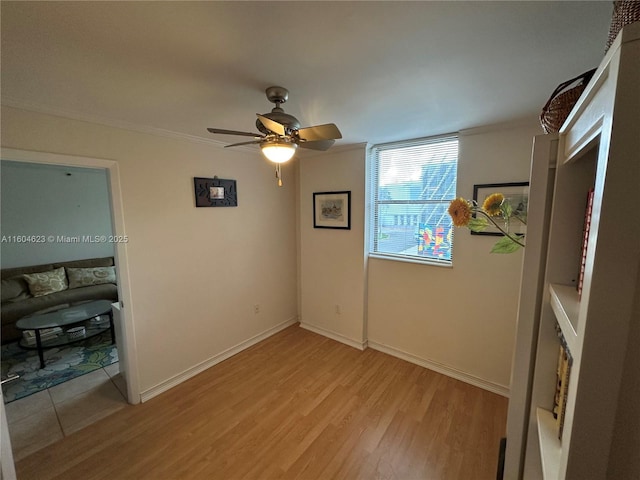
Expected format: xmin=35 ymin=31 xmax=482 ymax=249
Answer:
xmin=368 ymin=134 xmax=458 ymax=265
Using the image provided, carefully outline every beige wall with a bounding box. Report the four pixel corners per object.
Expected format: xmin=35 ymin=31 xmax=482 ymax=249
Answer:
xmin=1 ymin=106 xmax=298 ymax=395
xmin=367 ymin=123 xmax=540 ymax=393
xmin=299 ymin=121 xmax=540 ymax=394
xmin=298 ymin=145 xmax=367 ymax=348
xmin=2 ymin=103 xmax=541 ymax=398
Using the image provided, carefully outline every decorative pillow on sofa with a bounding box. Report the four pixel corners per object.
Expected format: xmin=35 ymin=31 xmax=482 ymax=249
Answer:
xmin=22 ymin=267 xmax=68 ymax=297
xmin=66 ymin=266 xmax=116 ymax=289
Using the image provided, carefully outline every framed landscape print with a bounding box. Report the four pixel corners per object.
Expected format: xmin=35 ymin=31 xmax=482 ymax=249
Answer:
xmin=471 ymin=182 xmax=529 ymax=236
xmin=313 ymin=191 xmax=351 ymax=229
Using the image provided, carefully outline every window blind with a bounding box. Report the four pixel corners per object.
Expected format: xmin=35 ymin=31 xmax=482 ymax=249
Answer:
xmin=369 ymin=134 xmax=459 ymax=265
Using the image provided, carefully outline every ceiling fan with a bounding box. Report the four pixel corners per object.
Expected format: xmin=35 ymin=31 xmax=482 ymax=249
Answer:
xmin=207 ymin=86 xmax=342 ymax=186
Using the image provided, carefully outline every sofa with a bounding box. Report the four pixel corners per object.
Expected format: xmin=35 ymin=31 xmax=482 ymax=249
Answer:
xmin=1 ymin=257 xmax=118 ymax=344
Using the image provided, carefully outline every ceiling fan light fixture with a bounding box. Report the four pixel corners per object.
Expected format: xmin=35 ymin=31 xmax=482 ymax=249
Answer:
xmin=260 ymin=137 xmax=298 ymax=163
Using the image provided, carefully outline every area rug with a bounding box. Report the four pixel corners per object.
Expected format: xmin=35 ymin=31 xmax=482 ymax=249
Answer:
xmin=1 ymin=332 xmax=118 ymax=404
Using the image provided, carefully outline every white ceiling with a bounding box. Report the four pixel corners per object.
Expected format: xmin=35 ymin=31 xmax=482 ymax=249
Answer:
xmin=1 ymin=1 xmax=613 ymax=149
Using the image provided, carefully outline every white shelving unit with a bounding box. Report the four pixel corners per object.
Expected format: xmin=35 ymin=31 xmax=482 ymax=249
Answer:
xmin=536 ymin=408 xmax=561 ymax=479
xmin=505 ymin=23 xmax=640 ymax=480
xmin=548 ymin=284 xmax=578 ymax=353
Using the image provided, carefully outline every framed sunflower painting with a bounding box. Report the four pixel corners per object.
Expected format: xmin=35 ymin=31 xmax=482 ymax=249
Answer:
xmin=471 ymin=182 xmax=529 ymax=236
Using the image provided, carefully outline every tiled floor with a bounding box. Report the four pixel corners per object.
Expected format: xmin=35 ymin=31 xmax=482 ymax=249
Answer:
xmin=4 ymin=362 xmax=128 ymax=461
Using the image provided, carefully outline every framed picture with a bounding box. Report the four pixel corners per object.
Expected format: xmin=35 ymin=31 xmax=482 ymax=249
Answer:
xmin=313 ymin=191 xmax=351 ymax=229
xmin=472 ymin=182 xmax=529 ymax=236
xmin=194 ymin=177 xmax=237 ymax=207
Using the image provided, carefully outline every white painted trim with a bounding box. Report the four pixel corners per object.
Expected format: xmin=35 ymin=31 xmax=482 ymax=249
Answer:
xmin=367 ymin=340 xmax=510 ymax=397
xmin=460 ymin=117 xmax=540 ymax=137
xmin=299 ymin=322 xmax=367 ymax=351
xmin=299 ymin=142 xmax=367 ymax=158
xmin=1 ymin=99 xmax=360 ymax=155
xmin=140 ymin=317 xmax=298 ymax=403
xmin=0 ymin=394 xmax=17 ymax=480
xmin=1 ymin=97 xmax=228 ymax=148
xmin=368 ymin=252 xmax=453 ymax=268
xmin=2 ymin=147 xmax=114 ymax=169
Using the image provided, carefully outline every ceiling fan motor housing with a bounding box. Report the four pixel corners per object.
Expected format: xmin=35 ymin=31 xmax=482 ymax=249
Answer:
xmin=256 ymin=86 xmax=301 ymax=135
xmin=207 ymin=85 xmax=340 ymax=154
xmin=256 ymin=110 xmax=301 ymax=135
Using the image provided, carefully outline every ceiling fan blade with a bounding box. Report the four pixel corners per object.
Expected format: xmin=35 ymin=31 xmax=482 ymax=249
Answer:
xmin=207 ymin=128 xmax=262 ymax=138
xmin=256 ymin=114 xmax=286 ymax=136
xmin=297 ymin=123 xmax=342 ymax=142
xmin=225 ymin=140 xmax=262 ymax=148
xmin=299 ymin=139 xmax=335 ymax=151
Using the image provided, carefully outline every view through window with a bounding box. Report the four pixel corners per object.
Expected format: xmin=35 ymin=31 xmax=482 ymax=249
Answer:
xmin=369 ymin=135 xmax=459 ymax=264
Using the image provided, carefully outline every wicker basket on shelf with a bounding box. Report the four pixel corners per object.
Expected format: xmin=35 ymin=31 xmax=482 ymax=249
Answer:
xmin=539 ymin=69 xmax=596 ymax=134
xmin=606 ymin=1 xmax=640 ymax=52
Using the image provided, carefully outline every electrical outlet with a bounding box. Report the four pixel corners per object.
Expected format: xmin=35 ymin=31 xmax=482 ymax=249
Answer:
xmin=254 ymin=304 xmax=260 ymax=314
xmin=335 ymin=304 xmax=341 ymax=315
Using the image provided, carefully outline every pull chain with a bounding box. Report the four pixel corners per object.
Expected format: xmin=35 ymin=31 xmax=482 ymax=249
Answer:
xmin=275 ymin=164 xmax=283 ymax=187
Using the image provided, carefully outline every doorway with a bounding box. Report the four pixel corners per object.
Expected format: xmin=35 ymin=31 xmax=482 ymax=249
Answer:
xmin=0 ymin=148 xmax=139 ymax=465
xmin=0 ymin=148 xmax=139 ymax=401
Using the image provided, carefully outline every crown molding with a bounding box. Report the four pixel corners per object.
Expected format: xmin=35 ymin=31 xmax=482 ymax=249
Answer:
xmin=0 ymin=96 xmax=367 ymax=158
xmin=1 ymin=97 xmax=360 ymax=156
xmin=297 ymin=141 xmax=367 ymax=159
xmin=460 ymin=116 xmax=540 ymax=137
xmin=1 ymin=96 xmax=229 ymax=148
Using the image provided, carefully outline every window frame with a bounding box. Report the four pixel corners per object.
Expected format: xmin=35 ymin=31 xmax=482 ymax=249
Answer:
xmin=367 ymin=133 xmax=459 ymax=267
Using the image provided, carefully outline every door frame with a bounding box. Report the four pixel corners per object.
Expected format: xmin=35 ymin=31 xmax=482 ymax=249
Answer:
xmin=1 ymin=389 xmax=17 ymax=480
xmin=0 ymin=147 xmax=140 ymax=405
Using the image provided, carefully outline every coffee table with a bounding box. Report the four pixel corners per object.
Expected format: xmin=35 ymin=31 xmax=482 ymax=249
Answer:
xmin=16 ymin=300 xmax=115 ymax=369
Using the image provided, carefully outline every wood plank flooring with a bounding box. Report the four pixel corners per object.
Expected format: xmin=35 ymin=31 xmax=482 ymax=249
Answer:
xmin=15 ymin=325 xmax=508 ymax=480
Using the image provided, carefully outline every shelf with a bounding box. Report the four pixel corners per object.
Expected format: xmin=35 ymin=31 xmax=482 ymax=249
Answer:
xmin=510 ymin=27 xmax=640 ymax=480
xmin=537 ymin=407 xmax=562 ymax=480
xmin=549 ymin=284 xmax=579 ymax=354
xmin=19 ymin=321 xmax=110 ymax=350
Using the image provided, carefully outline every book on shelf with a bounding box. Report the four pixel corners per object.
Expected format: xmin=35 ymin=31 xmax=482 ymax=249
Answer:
xmin=554 ymin=324 xmax=573 ymax=440
xmin=557 ymin=347 xmax=572 ymax=440
xmin=553 ymin=343 xmax=564 ymax=420
xmin=577 ymin=188 xmax=595 ymax=297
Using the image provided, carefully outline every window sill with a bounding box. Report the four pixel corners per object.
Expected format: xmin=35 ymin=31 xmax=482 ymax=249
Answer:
xmin=368 ymin=253 xmax=453 ymax=268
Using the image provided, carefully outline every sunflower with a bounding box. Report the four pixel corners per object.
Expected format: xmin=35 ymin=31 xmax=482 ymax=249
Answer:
xmin=448 ymin=198 xmax=472 ymax=227
xmin=482 ymin=193 xmax=504 ymax=217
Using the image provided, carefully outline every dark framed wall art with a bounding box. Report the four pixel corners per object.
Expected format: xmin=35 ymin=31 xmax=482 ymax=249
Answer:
xmin=472 ymin=182 xmax=529 ymax=236
xmin=194 ymin=177 xmax=238 ymax=207
xmin=313 ymin=191 xmax=351 ymax=230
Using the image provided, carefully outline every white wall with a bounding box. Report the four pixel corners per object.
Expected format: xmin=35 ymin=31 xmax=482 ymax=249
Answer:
xmin=0 ymin=106 xmax=298 ymax=395
xmin=1 ymin=161 xmax=114 ymax=268
xmin=298 ymin=145 xmax=367 ymax=348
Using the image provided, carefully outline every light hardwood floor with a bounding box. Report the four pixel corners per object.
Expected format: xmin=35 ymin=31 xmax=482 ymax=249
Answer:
xmin=16 ymin=325 xmax=507 ymax=480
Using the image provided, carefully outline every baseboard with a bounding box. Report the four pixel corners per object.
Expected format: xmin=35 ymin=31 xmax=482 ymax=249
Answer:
xmin=367 ymin=340 xmax=510 ymax=397
xmin=299 ymin=322 xmax=367 ymax=351
xmin=140 ymin=317 xmax=298 ymax=402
